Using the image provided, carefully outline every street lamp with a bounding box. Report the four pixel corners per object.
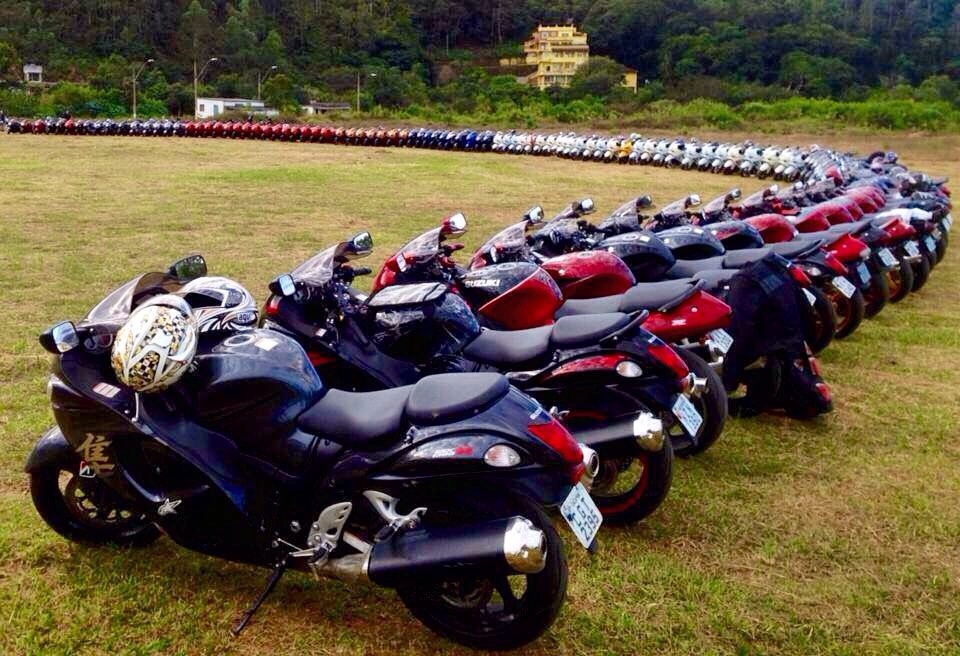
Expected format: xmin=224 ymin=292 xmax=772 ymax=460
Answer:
xmin=356 ymin=71 xmax=376 ymax=113
xmin=132 ymin=58 xmax=154 ymax=119
xmin=193 ymin=56 xmax=220 ymax=119
xmin=257 ymin=65 xmax=278 ymax=101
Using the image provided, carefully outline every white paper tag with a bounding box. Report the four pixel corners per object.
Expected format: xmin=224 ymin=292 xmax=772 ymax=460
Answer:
xmin=560 ymin=483 xmax=603 ymax=549
xmin=832 ymin=276 xmax=856 ymax=298
xmin=672 ymin=394 xmax=703 ymax=436
xmin=707 ymin=328 xmax=734 ymax=354
xmin=878 ymin=248 xmax=897 ymax=267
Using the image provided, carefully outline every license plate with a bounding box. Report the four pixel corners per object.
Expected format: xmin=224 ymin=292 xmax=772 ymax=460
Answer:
xmin=672 ymin=394 xmax=703 ymax=437
xmin=923 ymin=236 xmax=936 ymax=252
xmin=707 ymin=328 xmax=733 ymax=354
xmin=832 ymin=276 xmax=856 ymax=298
xmin=856 ymin=262 xmax=871 ymax=284
xmin=904 ymin=240 xmax=920 ymax=258
xmin=932 ymin=227 xmax=942 ymax=240
xmin=944 ymin=214 xmax=952 ymax=231
xmin=803 ymin=288 xmax=817 ymax=306
xmin=560 ymin=483 xmax=602 ymax=549
xmin=878 ymin=248 xmax=897 ymax=267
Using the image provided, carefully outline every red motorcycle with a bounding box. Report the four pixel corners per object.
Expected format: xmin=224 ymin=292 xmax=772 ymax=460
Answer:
xmin=372 ymin=212 xmax=729 ymax=457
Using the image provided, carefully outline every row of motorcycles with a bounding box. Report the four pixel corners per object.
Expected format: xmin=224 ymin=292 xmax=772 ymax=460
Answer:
xmin=11 ymin=114 xmax=838 ymax=182
xmin=23 ymin=123 xmax=950 ymax=648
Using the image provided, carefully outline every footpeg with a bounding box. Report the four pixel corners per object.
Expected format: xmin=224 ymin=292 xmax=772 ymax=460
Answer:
xmin=364 ymin=491 xmax=426 ymax=540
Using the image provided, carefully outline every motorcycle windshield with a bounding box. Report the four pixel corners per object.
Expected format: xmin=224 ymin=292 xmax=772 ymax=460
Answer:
xmin=291 ymin=244 xmax=339 ymax=287
xmin=395 ymin=227 xmax=443 ymax=264
xmin=81 ymin=271 xmax=181 ymax=326
xmin=473 ymin=221 xmax=528 ymax=260
xmin=701 ymin=194 xmax=729 ymax=216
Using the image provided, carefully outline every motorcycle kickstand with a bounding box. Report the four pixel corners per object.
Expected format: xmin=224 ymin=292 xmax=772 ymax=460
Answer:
xmin=231 ymin=560 xmax=287 ymax=637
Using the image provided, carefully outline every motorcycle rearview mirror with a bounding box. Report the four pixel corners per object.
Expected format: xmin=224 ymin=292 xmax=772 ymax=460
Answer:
xmin=441 ymin=212 xmax=467 ymax=237
xmin=524 ymin=206 xmax=544 ymax=224
xmin=344 ymin=231 xmax=373 ymax=259
xmin=728 ymin=188 xmax=742 ymax=201
xmin=169 ymin=254 xmax=207 ymax=281
xmin=636 ymin=195 xmax=653 ymax=208
xmin=39 ymin=321 xmax=80 ymax=354
xmin=687 ymin=194 xmax=701 ymax=207
xmin=578 ymin=198 xmax=595 ymax=214
xmin=765 ymin=184 xmax=780 ymax=197
xmin=269 ymin=274 xmax=297 ymax=297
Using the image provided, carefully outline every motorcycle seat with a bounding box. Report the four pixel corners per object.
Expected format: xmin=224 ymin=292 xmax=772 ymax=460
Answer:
xmin=766 ymin=239 xmax=825 ymax=258
xmin=297 ymin=373 xmax=509 ymax=448
xmin=665 ymin=255 xmax=726 ymax=278
xmin=828 ymin=218 xmax=875 ymax=234
xmin=464 ymin=313 xmax=632 ymax=366
xmin=555 ymin=280 xmax=699 ymax=318
xmin=691 ymin=270 xmax=739 ymax=292
xmin=722 ymin=248 xmax=774 ymax=266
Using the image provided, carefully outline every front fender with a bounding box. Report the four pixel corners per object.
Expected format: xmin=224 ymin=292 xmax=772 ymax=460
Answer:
xmin=24 ymin=426 xmax=76 ymax=473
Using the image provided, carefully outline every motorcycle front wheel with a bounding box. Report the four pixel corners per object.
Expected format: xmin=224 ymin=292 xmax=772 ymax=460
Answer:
xmin=395 ymin=493 xmax=566 ymax=651
xmin=30 ymin=462 xmax=160 ymax=546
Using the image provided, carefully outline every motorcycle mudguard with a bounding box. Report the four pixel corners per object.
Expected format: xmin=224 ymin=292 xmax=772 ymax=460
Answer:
xmin=24 ymin=425 xmax=75 ymax=473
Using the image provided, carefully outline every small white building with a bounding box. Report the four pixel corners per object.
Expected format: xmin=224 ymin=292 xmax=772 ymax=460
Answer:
xmin=23 ymin=63 xmax=43 ymax=84
xmin=195 ymin=97 xmax=277 ymax=119
xmin=300 ymin=102 xmax=352 ymax=116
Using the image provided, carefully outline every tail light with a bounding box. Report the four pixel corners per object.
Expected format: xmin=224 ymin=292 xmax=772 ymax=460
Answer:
xmin=789 ymin=264 xmax=812 ymax=287
xmin=815 ymin=382 xmax=831 ymax=403
xmin=822 ymin=252 xmax=847 ymax=275
xmin=646 ymin=340 xmax=690 ymax=382
xmin=264 ymin=295 xmax=281 ymax=316
xmin=528 ymin=415 xmax=584 ymax=479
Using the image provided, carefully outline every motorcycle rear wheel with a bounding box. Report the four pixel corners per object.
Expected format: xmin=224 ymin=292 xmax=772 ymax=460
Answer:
xmin=30 ymin=463 xmax=160 ymax=546
xmin=828 ymin=285 xmax=866 ymax=338
xmin=886 ymin=258 xmax=914 ymax=303
xmin=862 ymin=271 xmax=889 ymax=318
xmin=803 ymin=286 xmax=837 ymax=355
xmin=395 ymin=493 xmax=566 ymax=651
xmin=672 ymin=349 xmax=727 ymax=457
xmin=909 ymin=252 xmax=932 ymax=292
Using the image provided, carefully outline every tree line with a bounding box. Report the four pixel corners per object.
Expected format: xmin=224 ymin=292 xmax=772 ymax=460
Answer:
xmin=0 ymin=0 xmax=958 ymax=122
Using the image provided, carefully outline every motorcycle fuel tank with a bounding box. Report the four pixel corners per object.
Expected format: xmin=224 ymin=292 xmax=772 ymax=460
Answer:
xmin=540 ymin=250 xmax=635 ymax=299
xmin=460 ymin=262 xmax=563 ymax=330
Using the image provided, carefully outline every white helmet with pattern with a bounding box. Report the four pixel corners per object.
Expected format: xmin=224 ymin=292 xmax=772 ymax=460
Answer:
xmin=111 ymin=294 xmax=197 ymax=392
xmin=178 ymin=276 xmax=259 ymax=333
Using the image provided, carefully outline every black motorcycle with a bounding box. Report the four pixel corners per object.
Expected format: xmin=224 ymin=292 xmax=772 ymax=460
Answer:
xmin=264 ymin=233 xmax=684 ymax=525
xmin=26 ymin=254 xmax=599 ymax=651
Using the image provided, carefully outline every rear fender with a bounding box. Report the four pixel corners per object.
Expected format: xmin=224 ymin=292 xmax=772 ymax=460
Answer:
xmin=641 ymin=290 xmax=731 ymax=342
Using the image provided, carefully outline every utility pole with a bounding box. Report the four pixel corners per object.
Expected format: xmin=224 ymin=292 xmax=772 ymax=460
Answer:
xmin=257 ymin=65 xmax=278 ymax=100
xmin=193 ymin=57 xmax=219 ymax=119
xmin=356 ymin=71 xmax=376 ymax=113
xmin=132 ymin=58 xmax=154 ymax=119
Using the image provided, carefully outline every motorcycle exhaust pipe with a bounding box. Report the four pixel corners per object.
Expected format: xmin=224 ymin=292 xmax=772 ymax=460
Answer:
xmin=571 ymin=412 xmax=664 ymax=453
xmin=317 ymin=516 xmax=547 ymax=587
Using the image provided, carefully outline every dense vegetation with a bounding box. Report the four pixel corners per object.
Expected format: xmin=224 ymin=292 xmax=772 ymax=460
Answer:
xmin=1 ymin=0 xmax=959 ymax=129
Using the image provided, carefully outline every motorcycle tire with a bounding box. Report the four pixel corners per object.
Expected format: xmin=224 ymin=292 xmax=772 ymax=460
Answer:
xmin=803 ymin=286 xmax=837 ymax=355
xmin=861 ymin=271 xmax=889 ymax=318
xmin=829 ymin=285 xmax=866 ymax=338
xmin=589 ymin=439 xmax=673 ymax=526
xmin=396 ymin=492 xmax=566 ymax=651
xmin=673 ymin=349 xmax=727 ymax=457
xmin=30 ymin=462 xmax=160 ymax=546
xmin=936 ymin=230 xmax=948 ymax=261
xmin=886 ymin=258 xmax=914 ymax=303
xmin=728 ymin=357 xmax=783 ymax=418
xmin=909 ymin=252 xmax=932 ymax=292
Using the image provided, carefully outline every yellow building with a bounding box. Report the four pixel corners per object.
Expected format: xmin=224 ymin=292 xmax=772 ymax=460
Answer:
xmin=523 ymin=24 xmax=590 ymax=90
xmin=521 ymin=24 xmax=638 ymax=92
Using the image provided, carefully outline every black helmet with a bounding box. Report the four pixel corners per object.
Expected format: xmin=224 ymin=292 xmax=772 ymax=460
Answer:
xmin=657 ymin=225 xmax=726 ymax=259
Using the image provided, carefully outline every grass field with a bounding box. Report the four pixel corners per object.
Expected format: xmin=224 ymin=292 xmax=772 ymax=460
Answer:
xmin=1 ymin=132 xmax=959 ymax=656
